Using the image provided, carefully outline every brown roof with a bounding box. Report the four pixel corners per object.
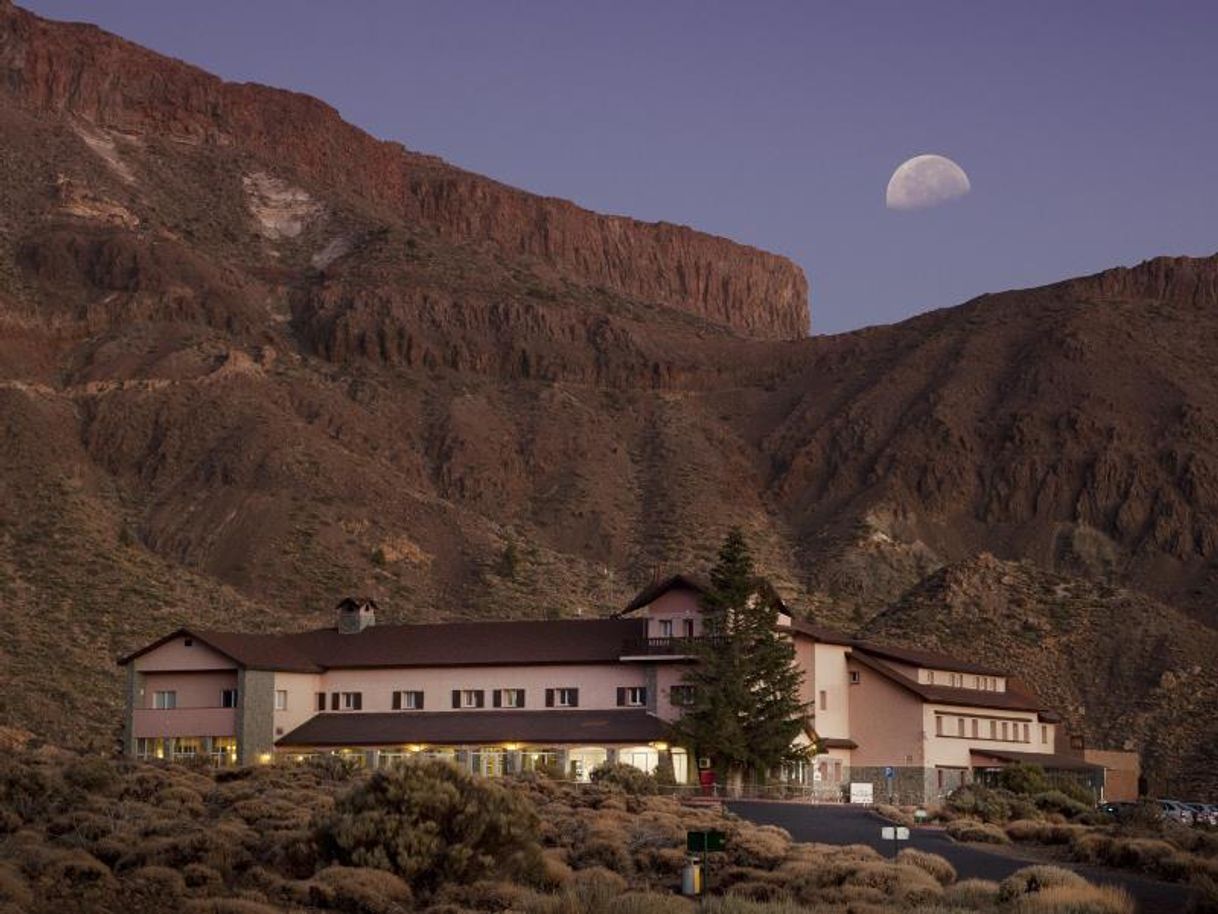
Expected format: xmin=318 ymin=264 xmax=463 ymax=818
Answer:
xmin=785 ymin=618 xmax=855 ymax=646
xmin=620 ymin=574 xmax=711 ymax=614
xmin=849 ymin=651 xmax=1056 ymax=718
xmin=276 ymin=709 xmax=669 ymax=747
xmin=819 ymin=736 xmax=858 ymax=749
xmin=970 ymin=749 xmax=1104 ymax=772
xmin=120 ymin=618 xmax=648 ymax=672
xmin=851 ymin=641 xmax=1007 ymax=677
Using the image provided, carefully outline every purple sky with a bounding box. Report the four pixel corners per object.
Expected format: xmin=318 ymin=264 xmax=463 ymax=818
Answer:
xmin=22 ymin=1 xmax=1218 ymax=334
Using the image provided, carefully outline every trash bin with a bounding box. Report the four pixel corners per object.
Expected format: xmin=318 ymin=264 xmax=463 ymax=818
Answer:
xmin=681 ymin=858 xmax=703 ymax=896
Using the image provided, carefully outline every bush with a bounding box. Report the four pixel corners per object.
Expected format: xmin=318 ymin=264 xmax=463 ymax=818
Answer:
xmin=63 ymin=757 xmax=120 ymax=794
xmin=1009 ymin=884 xmax=1135 ymax=914
xmin=316 ymin=760 xmax=544 ymax=897
xmin=944 ymin=878 xmax=1000 ymax=907
xmin=997 ymin=865 xmax=1089 ymax=902
xmin=874 ymin=804 xmax=915 ymax=828
xmin=946 ymin=818 xmax=1011 ymax=844
xmin=589 ymin=763 xmax=659 ymax=795
xmin=895 ymin=847 xmax=956 ymax=885
xmin=308 ymin=865 xmax=413 ymax=914
xmin=1034 ymin=790 xmax=1093 ymax=820
xmin=999 ymin=763 xmax=1052 ymax=795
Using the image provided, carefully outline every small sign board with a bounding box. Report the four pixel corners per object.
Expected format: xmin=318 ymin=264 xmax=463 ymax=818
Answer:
xmin=883 ymin=766 xmax=895 ymax=780
xmin=881 ymin=826 xmax=911 ymax=840
xmin=687 ymin=829 xmax=727 ymax=853
xmin=849 ymin=782 xmax=874 ymax=804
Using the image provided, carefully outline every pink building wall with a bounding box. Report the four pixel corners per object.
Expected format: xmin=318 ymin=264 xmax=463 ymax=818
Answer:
xmin=140 ymin=671 xmax=237 ymax=708
xmin=133 ymin=707 xmax=235 ymax=739
xmin=847 ymin=657 xmax=926 ymax=767
xmin=641 ymin=588 xmax=704 ymax=637
xmin=133 ymin=636 xmax=235 ymax=672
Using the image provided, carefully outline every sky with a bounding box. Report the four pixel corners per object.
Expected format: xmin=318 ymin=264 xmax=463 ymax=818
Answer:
xmin=22 ymin=1 xmax=1218 ymax=335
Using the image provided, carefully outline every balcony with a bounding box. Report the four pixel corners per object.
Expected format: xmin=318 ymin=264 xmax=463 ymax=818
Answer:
xmin=132 ymin=707 xmax=236 ymax=738
xmin=620 ymin=636 xmax=715 ymax=659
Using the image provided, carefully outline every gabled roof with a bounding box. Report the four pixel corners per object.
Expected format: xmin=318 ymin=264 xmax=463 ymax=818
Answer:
xmin=849 ymin=650 xmax=1055 ymax=719
xmin=120 ymin=618 xmax=648 ymax=672
xmin=784 ymin=618 xmax=855 ymax=646
xmin=620 ymin=574 xmax=711 ymax=614
xmin=276 ymin=709 xmax=669 ymax=747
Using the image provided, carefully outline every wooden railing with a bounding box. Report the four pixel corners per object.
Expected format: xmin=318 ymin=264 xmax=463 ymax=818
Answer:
xmin=620 ymin=636 xmax=718 ymax=657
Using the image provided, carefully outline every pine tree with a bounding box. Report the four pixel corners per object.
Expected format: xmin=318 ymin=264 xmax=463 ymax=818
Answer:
xmin=671 ymin=529 xmax=809 ymax=795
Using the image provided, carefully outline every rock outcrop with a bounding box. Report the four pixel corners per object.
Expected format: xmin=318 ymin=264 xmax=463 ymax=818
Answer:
xmin=0 ymin=2 xmax=808 ymax=339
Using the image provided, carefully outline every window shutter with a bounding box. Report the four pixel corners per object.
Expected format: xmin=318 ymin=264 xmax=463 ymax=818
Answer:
xmin=452 ymin=690 xmax=461 ymax=709
xmin=517 ymin=689 xmax=525 ymax=708
xmin=392 ymin=691 xmax=401 ymax=710
xmin=639 ymin=687 xmax=647 ymax=705
xmin=417 ymin=691 xmax=425 ymax=710
xmin=475 ymin=690 xmax=485 ymax=708
xmin=616 ymin=687 xmax=626 ymax=707
xmin=571 ymin=688 xmax=579 ymax=708
xmin=492 ymin=689 xmax=502 ymax=708
xmin=354 ymin=692 xmax=362 ymax=711
xmin=545 ymin=689 xmax=554 ymax=708
xmin=331 ymin=692 xmax=340 ymax=711
xmin=316 ymin=692 xmax=325 ymax=711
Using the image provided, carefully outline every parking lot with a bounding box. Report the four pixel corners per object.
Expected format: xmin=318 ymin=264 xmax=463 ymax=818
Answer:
xmin=727 ymin=801 xmax=1197 ymax=914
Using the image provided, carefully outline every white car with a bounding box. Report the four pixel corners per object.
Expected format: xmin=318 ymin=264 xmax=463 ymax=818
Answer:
xmin=1159 ymin=800 xmax=1196 ymax=824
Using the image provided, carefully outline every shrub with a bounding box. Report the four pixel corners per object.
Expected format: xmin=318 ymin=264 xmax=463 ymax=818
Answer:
xmin=726 ymin=825 xmax=791 ymax=869
xmin=64 ymin=756 xmax=120 ymax=794
xmin=997 ymin=865 xmax=1089 ymax=902
xmin=589 ymin=763 xmax=659 ymax=795
xmin=944 ymin=878 xmax=1000 ymax=907
xmin=998 ymin=763 xmax=1052 ymax=795
xmin=946 ymin=818 xmax=1011 ymax=844
xmin=0 ymin=862 xmax=32 ymax=907
xmin=874 ymin=804 xmax=915 ymax=828
xmin=946 ymin=784 xmax=1024 ymax=823
xmin=895 ymin=847 xmax=956 ymax=885
xmin=317 ymin=761 xmax=544 ymax=897
xmin=308 ymin=865 xmax=413 ymax=914
xmin=1034 ymin=790 xmax=1092 ymax=820
xmin=1009 ymin=884 xmax=1135 ymax=914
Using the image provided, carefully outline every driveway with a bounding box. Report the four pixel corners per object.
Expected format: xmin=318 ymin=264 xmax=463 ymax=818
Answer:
xmin=726 ymin=801 xmax=1195 ymax=914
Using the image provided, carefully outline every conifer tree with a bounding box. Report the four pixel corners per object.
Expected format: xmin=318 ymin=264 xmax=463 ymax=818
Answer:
xmin=671 ymin=528 xmax=809 ymax=795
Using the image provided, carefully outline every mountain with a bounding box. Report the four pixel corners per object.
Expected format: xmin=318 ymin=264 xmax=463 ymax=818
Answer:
xmin=0 ymin=3 xmax=1216 ymax=795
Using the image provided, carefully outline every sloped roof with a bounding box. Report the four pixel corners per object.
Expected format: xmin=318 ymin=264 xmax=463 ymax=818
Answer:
xmin=620 ymin=574 xmax=711 ymax=614
xmin=784 ymin=618 xmax=855 ymax=646
xmin=851 ymin=641 xmax=1007 ymax=677
xmin=849 ymin=650 xmax=1056 ymax=719
xmin=120 ymin=617 xmax=647 ymax=672
xmin=970 ymin=749 xmax=1103 ymax=772
xmin=276 ymin=709 xmax=669 ymax=747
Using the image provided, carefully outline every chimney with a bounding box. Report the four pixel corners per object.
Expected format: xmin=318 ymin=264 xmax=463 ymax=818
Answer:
xmin=336 ymin=597 xmax=377 ymax=634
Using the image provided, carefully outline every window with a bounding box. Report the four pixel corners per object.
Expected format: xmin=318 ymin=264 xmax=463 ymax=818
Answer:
xmin=927 ymin=671 xmax=935 ymax=684
xmin=957 ymin=717 xmax=965 ymax=737
xmin=316 ymin=692 xmax=326 ymax=711
xmin=220 ymin=688 xmax=238 ymax=708
xmin=459 ymin=690 xmax=483 ymax=709
xmin=618 ymin=686 xmax=646 ymax=707
xmin=971 ymin=718 xmax=979 ymax=738
xmin=848 ymin=671 xmax=861 ymax=684
xmin=274 ymin=690 xmax=287 ymax=711
xmin=153 ymin=691 xmax=176 ymax=710
xmin=818 ymin=690 xmax=827 ymax=711
xmin=658 ymin=620 xmax=673 ymax=637
xmin=1041 ymin=724 xmax=1049 ymax=744
xmin=683 ymin=619 xmax=695 ymax=638
xmin=1001 ymin=721 xmax=1009 ymax=741
xmin=935 ymin=715 xmax=944 ymax=736
xmin=494 ymin=688 xmax=524 ymax=708
xmin=989 ymin=720 xmax=997 ymax=739
xmin=973 ymin=675 xmax=979 ymax=689
xmin=670 ymin=685 xmax=696 ymax=707
xmin=338 ymin=691 xmax=362 ymax=711
xmin=394 ymin=690 xmax=424 ymax=710
xmin=546 ymin=687 xmax=579 ymax=708
xmin=1022 ymin=723 xmax=1030 ymax=743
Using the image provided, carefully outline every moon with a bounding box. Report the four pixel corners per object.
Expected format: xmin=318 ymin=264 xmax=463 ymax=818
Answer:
xmin=886 ymin=154 xmax=971 ymax=211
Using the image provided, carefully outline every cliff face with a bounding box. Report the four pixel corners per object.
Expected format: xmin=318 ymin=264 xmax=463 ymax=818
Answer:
xmin=2 ymin=2 xmax=1218 ymax=796
xmin=0 ymin=1 xmax=808 ymax=340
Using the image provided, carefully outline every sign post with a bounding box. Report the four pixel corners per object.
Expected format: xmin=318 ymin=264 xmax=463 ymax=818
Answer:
xmin=880 ymin=825 xmax=910 ymax=858
xmin=884 ymin=765 xmax=896 ymax=803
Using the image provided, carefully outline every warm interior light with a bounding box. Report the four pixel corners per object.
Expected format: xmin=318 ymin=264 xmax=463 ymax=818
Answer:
xmin=407 ymin=744 xmax=425 ymax=753
xmin=257 ymin=752 xmax=273 ymax=765
xmin=651 ymin=741 xmax=669 ymax=752
xmin=503 ymin=742 xmax=521 ymax=752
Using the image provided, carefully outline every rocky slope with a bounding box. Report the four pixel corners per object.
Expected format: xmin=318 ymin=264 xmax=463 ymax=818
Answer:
xmin=0 ymin=3 xmax=1216 ymax=794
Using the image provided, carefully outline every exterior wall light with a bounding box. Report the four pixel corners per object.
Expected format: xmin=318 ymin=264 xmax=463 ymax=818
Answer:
xmin=257 ymin=752 xmax=273 ymax=765
xmin=651 ymin=741 xmax=669 ymax=751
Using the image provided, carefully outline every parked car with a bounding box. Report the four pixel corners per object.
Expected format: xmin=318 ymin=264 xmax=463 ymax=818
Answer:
xmin=1185 ymin=802 xmax=1218 ymax=826
xmin=1159 ymin=799 xmax=1197 ymax=824
xmin=1097 ymin=801 xmax=1139 ymax=821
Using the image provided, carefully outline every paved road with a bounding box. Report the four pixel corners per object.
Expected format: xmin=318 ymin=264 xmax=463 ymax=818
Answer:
xmin=727 ymin=801 xmax=1195 ymax=914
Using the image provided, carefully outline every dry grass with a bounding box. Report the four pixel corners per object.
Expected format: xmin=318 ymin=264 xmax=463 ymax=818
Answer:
xmin=1008 ymin=884 xmax=1135 ymax=914
xmin=946 ymin=819 xmax=1011 ymax=845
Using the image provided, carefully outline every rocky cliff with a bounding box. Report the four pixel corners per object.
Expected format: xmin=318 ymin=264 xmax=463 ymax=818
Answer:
xmin=0 ymin=1 xmax=808 ymax=340
xmin=0 ymin=2 xmax=1217 ymax=797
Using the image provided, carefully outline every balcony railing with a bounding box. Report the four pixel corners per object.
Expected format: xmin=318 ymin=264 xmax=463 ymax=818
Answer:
xmin=132 ymin=707 xmax=237 ymax=738
xmin=621 ymin=636 xmax=718 ymax=657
